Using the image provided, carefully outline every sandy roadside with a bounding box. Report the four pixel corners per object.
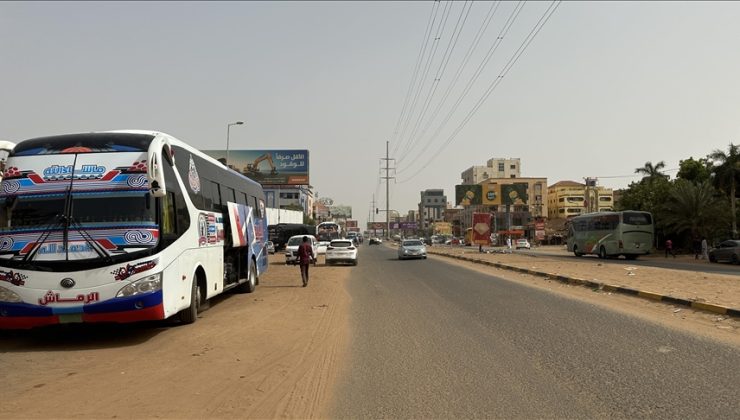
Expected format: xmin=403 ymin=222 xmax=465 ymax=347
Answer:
xmin=0 ymin=255 xmax=352 ymax=419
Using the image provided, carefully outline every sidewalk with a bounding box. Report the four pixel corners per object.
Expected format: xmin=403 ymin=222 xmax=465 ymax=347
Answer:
xmin=427 ymin=245 xmax=740 ymax=317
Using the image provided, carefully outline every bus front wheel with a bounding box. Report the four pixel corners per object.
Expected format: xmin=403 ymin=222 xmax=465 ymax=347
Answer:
xmin=179 ymin=275 xmax=202 ymax=324
xmin=573 ymin=246 xmax=583 ymax=257
xmin=237 ymin=262 xmax=257 ymax=293
xmin=599 ymin=246 xmax=607 ymax=259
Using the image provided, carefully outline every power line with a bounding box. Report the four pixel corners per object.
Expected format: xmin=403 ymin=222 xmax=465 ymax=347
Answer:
xmin=394 ymin=1 xmax=454 ymax=158
xmin=398 ymin=0 xmax=501 ymax=165
xmin=398 ymin=1 xmax=562 ymax=182
xmin=397 ymin=1 xmax=474 ymax=164
xmin=391 ymin=1 xmax=443 ymax=155
xmin=397 ymin=0 xmax=526 ymax=173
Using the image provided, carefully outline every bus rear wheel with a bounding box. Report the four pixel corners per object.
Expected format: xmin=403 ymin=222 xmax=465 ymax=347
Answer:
xmin=573 ymin=246 xmax=582 ymax=257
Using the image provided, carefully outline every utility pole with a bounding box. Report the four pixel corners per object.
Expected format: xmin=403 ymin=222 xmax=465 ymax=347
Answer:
xmin=381 ymin=141 xmax=395 ymax=240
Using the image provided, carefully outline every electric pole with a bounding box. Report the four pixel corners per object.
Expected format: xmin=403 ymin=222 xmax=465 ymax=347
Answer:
xmin=381 ymin=141 xmax=395 ymax=240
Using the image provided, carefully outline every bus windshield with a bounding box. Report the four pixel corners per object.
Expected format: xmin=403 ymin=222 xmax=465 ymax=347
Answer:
xmin=622 ymin=211 xmax=652 ymax=225
xmin=0 ymin=192 xmax=155 ymax=230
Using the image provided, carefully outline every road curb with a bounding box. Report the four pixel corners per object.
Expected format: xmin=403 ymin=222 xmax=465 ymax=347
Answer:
xmin=428 ymin=250 xmax=740 ymax=318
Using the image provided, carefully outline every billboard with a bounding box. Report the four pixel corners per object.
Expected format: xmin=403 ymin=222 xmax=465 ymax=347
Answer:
xmin=455 ymin=184 xmax=482 ymax=206
xmin=501 ymin=183 xmax=529 ymax=205
xmin=346 ymin=220 xmax=358 ymax=229
xmin=472 ymin=213 xmax=492 ymax=245
xmin=329 ymin=205 xmax=352 ymax=218
xmin=482 ymin=183 xmax=500 ymax=205
xmin=202 ymin=150 xmax=309 ymax=185
xmin=433 ymin=222 xmax=452 ymax=235
xmin=368 ymin=222 xmax=385 ymax=230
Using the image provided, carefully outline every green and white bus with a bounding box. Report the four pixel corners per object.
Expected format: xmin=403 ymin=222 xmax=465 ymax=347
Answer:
xmin=566 ymin=211 xmax=653 ymax=260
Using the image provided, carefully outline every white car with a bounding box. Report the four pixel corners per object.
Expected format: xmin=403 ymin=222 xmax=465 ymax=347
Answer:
xmin=316 ymin=241 xmax=329 ymax=255
xmin=398 ymin=239 xmax=427 ymax=260
xmin=284 ymin=235 xmax=318 ymax=265
xmin=325 ymin=239 xmax=358 ymax=266
xmin=516 ymin=239 xmax=531 ymax=250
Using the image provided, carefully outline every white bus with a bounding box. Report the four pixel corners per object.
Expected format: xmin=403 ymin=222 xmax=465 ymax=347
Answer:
xmin=0 ymin=130 xmax=268 ymax=329
xmin=566 ymin=210 xmax=653 ymax=260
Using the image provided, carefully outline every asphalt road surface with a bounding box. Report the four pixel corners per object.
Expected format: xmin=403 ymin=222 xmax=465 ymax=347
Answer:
xmin=331 ymin=245 xmax=740 ymax=419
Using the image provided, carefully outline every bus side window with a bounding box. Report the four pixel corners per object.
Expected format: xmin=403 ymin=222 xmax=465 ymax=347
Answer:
xmin=237 ymin=192 xmax=247 ymax=206
xmin=163 ymin=159 xmax=191 ymax=243
xmin=210 ymin=181 xmax=221 ymax=212
xmin=223 ymin=187 xmax=236 ymax=206
xmin=251 ymin=196 xmax=259 ymax=218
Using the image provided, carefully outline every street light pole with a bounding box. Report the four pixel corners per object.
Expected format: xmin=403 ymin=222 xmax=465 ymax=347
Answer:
xmin=226 ymin=121 xmax=244 ymax=166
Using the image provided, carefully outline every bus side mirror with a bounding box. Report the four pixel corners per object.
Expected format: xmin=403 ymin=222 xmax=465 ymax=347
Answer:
xmin=147 ymin=135 xmax=170 ymax=198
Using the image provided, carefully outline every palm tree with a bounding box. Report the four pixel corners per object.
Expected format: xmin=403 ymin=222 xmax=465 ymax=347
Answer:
xmin=635 ymin=161 xmax=669 ymax=183
xmin=661 ymin=180 xmax=729 ymax=240
xmin=708 ymin=143 xmax=739 ymax=238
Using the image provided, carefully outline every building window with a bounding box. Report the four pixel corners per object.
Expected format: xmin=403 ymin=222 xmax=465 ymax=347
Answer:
xmin=510 ymin=164 xmax=516 ymax=170
xmin=498 ymin=162 xmax=504 ymax=171
xmin=510 ymin=175 xmax=516 ymax=178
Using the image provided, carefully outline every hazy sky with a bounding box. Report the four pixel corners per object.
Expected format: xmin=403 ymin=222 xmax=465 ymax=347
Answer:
xmin=2 ymin=1 xmax=740 ymax=229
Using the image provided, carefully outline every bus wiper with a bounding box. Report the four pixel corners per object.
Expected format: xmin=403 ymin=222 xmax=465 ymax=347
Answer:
xmin=20 ymin=214 xmax=66 ymax=264
xmin=67 ymin=216 xmax=113 ymax=263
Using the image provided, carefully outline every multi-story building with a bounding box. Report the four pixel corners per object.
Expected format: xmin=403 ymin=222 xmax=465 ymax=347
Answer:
xmin=547 ymin=181 xmax=614 ymax=219
xmin=418 ymin=189 xmax=447 ymax=232
xmin=461 ymin=158 xmax=521 ymax=185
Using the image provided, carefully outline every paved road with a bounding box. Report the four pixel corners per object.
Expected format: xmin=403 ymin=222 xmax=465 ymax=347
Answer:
xmin=331 ymin=245 xmax=740 ymax=418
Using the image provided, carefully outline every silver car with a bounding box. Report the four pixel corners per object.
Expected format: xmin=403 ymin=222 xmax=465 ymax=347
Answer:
xmin=398 ymin=239 xmax=427 ymax=260
xmin=708 ymin=240 xmax=740 ymax=264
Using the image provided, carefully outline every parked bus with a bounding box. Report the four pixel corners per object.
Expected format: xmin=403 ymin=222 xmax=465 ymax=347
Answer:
xmin=316 ymin=221 xmax=341 ymax=242
xmin=0 ymin=130 xmax=268 ymax=329
xmin=268 ymin=223 xmax=314 ymax=250
xmin=566 ymin=210 xmax=653 ymax=260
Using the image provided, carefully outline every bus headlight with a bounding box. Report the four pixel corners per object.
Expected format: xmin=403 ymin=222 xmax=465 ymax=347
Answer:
xmin=0 ymin=285 xmax=22 ymax=303
xmin=116 ymin=273 xmax=162 ymax=298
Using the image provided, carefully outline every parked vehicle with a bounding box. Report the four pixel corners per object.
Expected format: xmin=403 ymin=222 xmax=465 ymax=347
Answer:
xmin=326 ymin=239 xmax=358 ymax=266
xmin=516 ymin=239 xmax=531 ymax=250
xmin=316 ymin=241 xmax=329 ymax=255
xmin=369 ymin=237 xmax=382 ymax=245
xmin=284 ymin=235 xmax=317 ymax=265
xmin=269 ymin=223 xmax=315 ymax=251
xmin=266 ymin=241 xmax=276 ymax=254
xmin=398 ymin=239 xmax=427 ymax=260
xmin=708 ymin=240 xmax=740 ymax=264
xmin=0 ymin=130 xmax=268 ymax=329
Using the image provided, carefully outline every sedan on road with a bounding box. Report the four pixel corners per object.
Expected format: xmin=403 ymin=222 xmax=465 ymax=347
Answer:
xmin=398 ymin=239 xmax=427 ymax=260
xmin=516 ymin=239 xmax=531 ymax=250
xmin=326 ymin=239 xmax=358 ymax=266
xmin=709 ymin=239 xmax=740 ymax=264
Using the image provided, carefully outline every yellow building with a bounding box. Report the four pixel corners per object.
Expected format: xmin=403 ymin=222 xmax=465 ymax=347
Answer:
xmin=547 ymin=181 xmax=614 ymax=219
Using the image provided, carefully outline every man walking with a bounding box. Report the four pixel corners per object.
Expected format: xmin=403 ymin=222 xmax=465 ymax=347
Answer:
xmin=701 ymin=237 xmax=709 ymax=260
xmin=665 ymin=238 xmax=676 ymax=258
xmin=298 ymin=236 xmax=315 ymax=287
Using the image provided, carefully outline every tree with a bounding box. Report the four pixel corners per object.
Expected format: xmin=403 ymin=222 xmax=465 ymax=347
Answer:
xmin=660 ymin=180 xmax=730 ymax=242
xmin=708 ymin=143 xmax=739 ymax=239
xmin=676 ymin=157 xmax=712 ymax=184
xmin=635 ymin=161 xmax=669 ymax=183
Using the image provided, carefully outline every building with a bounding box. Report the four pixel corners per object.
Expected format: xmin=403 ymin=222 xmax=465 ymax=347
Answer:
xmin=461 ymin=158 xmax=521 ymax=185
xmin=547 ymin=180 xmax=614 ymax=219
xmin=263 ymin=185 xmax=314 ymax=216
xmin=418 ymin=189 xmax=447 ymax=233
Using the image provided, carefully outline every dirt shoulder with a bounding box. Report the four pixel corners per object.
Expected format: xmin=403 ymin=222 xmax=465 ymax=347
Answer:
xmin=425 ymin=244 xmax=740 ymax=347
xmin=0 ymin=255 xmax=351 ymax=419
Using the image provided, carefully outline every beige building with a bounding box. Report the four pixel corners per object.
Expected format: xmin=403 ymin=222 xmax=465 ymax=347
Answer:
xmin=547 ymin=181 xmax=614 ymax=219
xmin=461 ymin=158 xmax=521 ymax=185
